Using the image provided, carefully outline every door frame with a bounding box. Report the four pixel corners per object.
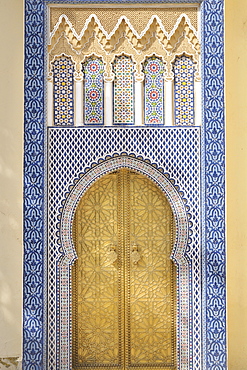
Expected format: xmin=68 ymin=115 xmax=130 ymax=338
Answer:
xmin=23 ymin=1 xmax=226 ymax=369
xmin=71 ymin=168 xmax=178 ymax=369
xmin=60 ymin=156 xmax=189 ymax=369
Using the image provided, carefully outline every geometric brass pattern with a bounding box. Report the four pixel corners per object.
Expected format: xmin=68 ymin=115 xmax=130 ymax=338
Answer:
xmin=72 ymin=169 xmax=176 ymax=370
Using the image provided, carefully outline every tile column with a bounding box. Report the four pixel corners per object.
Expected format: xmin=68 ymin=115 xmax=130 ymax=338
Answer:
xmin=104 ymin=75 xmax=114 ymax=126
xmin=165 ymin=77 xmax=174 ymax=126
xmin=135 ymin=74 xmax=144 ymax=126
xmin=75 ymin=72 xmax=83 ymax=126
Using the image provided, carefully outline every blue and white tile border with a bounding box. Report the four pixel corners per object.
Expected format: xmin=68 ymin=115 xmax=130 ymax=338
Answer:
xmin=24 ymin=0 xmax=226 ymax=369
xmin=60 ymin=155 xmax=190 ymax=369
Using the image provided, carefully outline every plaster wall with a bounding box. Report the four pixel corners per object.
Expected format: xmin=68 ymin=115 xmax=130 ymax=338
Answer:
xmin=0 ymin=0 xmax=23 ymax=360
xmin=0 ymin=0 xmax=247 ymax=368
xmin=225 ymin=0 xmax=247 ymax=368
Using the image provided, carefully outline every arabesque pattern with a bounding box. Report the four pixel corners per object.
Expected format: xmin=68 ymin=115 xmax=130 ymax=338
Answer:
xmin=48 ymin=13 xmax=201 ymax=73
xmin=50 ymin=7 xmax=198 ymax=35
xmin=202 ymin=0 xmax=226 ymax=368
xmin=83 ymin=57 xmax=104 ymax=125
xmin=143 ymin=57 xmax=165 ymax=125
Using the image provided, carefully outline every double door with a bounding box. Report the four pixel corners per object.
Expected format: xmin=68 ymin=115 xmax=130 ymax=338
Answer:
xmin=72 ymin=169 xmax=176 ymax=370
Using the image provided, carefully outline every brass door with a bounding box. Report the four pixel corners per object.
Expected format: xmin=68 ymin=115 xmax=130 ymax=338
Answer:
xmin=72 ymin=169 xmax=176 ymax=370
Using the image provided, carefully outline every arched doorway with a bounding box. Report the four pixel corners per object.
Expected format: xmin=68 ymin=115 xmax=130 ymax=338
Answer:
xmin=72 ymin=168 xmax=176 ymax=369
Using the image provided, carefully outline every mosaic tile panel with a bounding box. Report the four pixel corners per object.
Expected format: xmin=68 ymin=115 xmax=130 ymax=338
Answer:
xmin=47 ymin=127 xmax=201 ymax=369
xmin=113 ymin=56 xmax=134 ymax=125
xmin=173 ymin=55 xmax=194 ymax=126
xmin=83 ymin=57 xmax=104 ymax=125
xmin=53 ymin=56 xmax=74 ymax=126
xmin=143 ymin=56 xmax=165 ymax=125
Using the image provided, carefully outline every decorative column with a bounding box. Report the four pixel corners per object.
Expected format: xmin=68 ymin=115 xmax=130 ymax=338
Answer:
xmin=135 ymin=74 xmax=144 ymax=126
xmin=74 ymin=72 xmax=83 ymax=126
xmin=194 ymin=77 xmax=202 ymax=126
xmin=104 ymin=75 xmax=114 ymax=126
xmin=164 ymin=76 xmax=174 ymax=126
xmin=47 ymin=72 xmax=53 ymax=126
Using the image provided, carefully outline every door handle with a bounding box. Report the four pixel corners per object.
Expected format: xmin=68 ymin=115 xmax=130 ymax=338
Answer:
xmin=105 ymin=245 xmax=118 ymax=266
xmin=130 ymin=245 xmax=141 ymax=265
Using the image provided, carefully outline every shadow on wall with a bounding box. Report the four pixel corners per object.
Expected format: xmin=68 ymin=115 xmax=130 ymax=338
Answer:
xmin=0 ymin=358 xmax=22 ymax=369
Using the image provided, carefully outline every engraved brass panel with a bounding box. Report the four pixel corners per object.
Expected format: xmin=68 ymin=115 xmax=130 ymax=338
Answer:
xmin=72 ymin=169 xmax=176 ymax=370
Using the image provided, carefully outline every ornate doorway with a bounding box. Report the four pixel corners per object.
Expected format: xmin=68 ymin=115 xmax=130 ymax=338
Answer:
xmin=72 ymin=169 xmax=176 ymax=370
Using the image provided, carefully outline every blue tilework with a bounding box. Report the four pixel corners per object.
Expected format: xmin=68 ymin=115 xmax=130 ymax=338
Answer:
xmin=201 ymin=0 xmax=226 ymax=369
xmin=24 ymin=0 xmax=45 ymax=368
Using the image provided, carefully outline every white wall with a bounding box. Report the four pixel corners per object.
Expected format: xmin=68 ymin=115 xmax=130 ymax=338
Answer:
xmin=0 ymin=0 xmax=23 ymax=358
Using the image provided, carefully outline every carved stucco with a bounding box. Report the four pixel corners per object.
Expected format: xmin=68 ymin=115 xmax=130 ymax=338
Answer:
xmin=50 ymin=7 xmax=198 ymax=35
xmin=48 ymin=10 xmax=200 ymax=79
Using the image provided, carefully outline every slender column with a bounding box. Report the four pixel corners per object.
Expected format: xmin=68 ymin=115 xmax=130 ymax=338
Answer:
xmin=135 ymin=77 xmax=144 ymax=126
xmin=75 ymin=73 xmax=83 ymax=126
xmin=104 ymin=77 xmax=113 ymax=126
xmin=194 ymin=79 xmax=202 ymax=126
xmin=47 ymin=75 xmax=53 ymax=126
xmin=165 ymin=78 xmax=173 ymax=126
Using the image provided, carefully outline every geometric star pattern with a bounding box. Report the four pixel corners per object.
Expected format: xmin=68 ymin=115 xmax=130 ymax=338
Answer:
xmin=52 ymin=56 xmax=74 ymax=126
xmin=113 ymin=56 xmax=135 ymax=125
xmin=83 ymin=57 xmax=104 ymax=125
xmin=143 ymin=56 xmax=165 ymax=125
